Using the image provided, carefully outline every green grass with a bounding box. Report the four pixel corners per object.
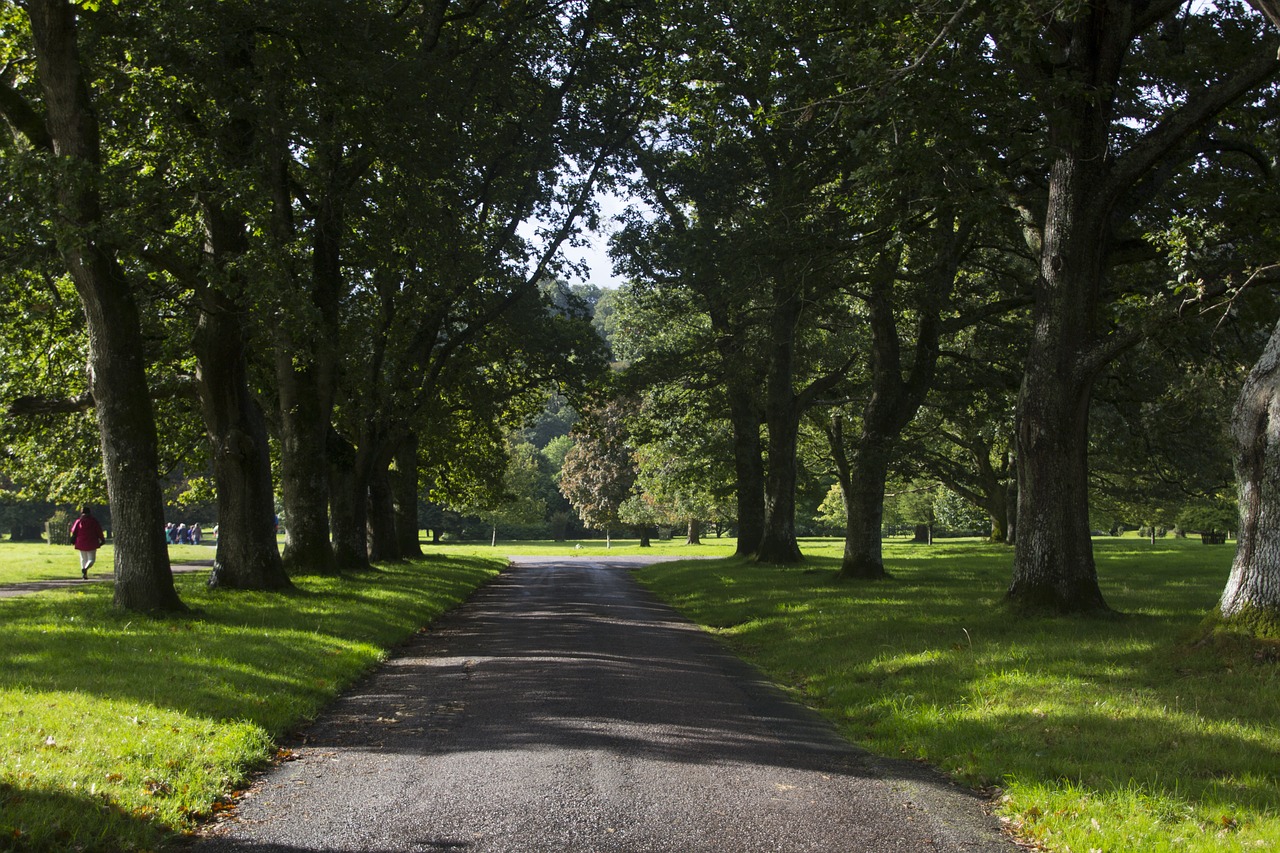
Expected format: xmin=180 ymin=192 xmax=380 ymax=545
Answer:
xmin=0 ymin=555 xmax=502 ymax=852
xmin=635 ymin=537 xmax=1280 ymax=853
xmin=0 ymin=542 xmax=216 ymax=585
xmin=421 ymin=535 xmax=739 ymax=558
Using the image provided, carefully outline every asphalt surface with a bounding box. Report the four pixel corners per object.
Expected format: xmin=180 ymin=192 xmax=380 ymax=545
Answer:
xmin=192 ymin=556 xmax=1012 ymax=853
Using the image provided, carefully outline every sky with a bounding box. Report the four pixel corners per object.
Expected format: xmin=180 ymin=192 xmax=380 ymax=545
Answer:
xmin=559 ymin=191 xmax=631 ymax=290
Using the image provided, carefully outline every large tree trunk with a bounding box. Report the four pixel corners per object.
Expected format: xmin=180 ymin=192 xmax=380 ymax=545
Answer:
xmin=328 ymin=431 xmax=372 ymax=572
xmin=1005 ymin=7 xmax=1122 ymax=614
xmin=195 ymin=288 xmax=289 ymax=591
xmin=756 ymin=296 xmax=804 ymax=564
xmin=366 ymin=461 xmax=399 ymax=563
xmin=1219 ymin=317 xmax=1280 ymax=629
xmin=1007 ymin=158 xmax=1109 ymax=611
xmin=685 ymin=519 xmax=701 ymax=545
xmin=276 ymin=353 xmax=337 ymax=574
xmin=838 ymin=440 xmax=892 ymax=580
xmin=757 ymin=402 xmax=803 ymax=563
xmin=392 ymin=435 xmax=423 ymax=558
xmin=726 ymin=387 xmax=765 ymax=557
xmin=1003 ymin=2 xmax=1278 ymax=611
xmin=1010 ymin=333 xmax=1108 ymax=611
xmin=27 ymin=0 xmax=182 ymax=612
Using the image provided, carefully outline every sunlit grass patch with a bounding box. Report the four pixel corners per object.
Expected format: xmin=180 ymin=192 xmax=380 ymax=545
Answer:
xmin=421 ymin=537 xmax=739 ymax=559
xmin=0 ymin=542 xmax=216 ymax=585
xmin=635 ymin=537 xmax=1280 ymax=852
xmin=0 ymin=556 xmax=501 ymax=851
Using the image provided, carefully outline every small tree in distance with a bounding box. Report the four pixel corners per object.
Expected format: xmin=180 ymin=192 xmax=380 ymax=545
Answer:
xmin=558 ymin=400 xmax=637 ymax=548
xmin=452 ymin=440 xmax=547 ymax=546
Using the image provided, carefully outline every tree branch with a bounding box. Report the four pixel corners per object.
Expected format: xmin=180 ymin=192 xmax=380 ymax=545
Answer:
xmin=1107 ymin=48 xmax=1280 ymax=208
xmin=0 ymin=75 xmax=52 ymax=151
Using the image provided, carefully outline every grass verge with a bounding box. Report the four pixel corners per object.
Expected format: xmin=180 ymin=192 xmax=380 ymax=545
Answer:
xmin=0 ymin=555 xmax=502 ymax=852
xmin=634 ymin=537 xmax=1280 ymax=853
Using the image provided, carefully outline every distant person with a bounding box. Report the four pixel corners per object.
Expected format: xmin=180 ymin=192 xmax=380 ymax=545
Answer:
xmin=191 ymin=523 xmax=202 ymax=545
xmin=69 ymin=506 xmax=106 ymax=580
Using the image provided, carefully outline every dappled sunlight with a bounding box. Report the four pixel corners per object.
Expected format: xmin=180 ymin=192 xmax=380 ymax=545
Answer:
xmin=636 ymin=541 xmax=1280 ymax=852
xmin=0 ymin=557 xmax=501 ymax=848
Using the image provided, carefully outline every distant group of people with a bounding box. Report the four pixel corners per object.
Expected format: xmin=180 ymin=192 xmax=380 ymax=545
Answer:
xmin=165 ymin=521 xmax=203 ymax=545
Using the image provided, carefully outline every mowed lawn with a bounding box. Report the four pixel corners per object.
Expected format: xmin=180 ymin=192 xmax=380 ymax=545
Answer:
xmin=635 ymin=536 xmax=1280 ymax=853
xmin=0 ymin=541 xmax=217 ymax=585
xmin=0 ymin=551 xmax=503 ymax=852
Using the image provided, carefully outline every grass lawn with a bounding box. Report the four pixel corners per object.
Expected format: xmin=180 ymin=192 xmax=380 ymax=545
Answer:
xmin=635 ymin=536 xmax=1280 ymax=853
xmin=420 ymin=535 xmax=739 ymax=559
xmin=0 ymin=553 xmax=502 ymax=852
xmin=0 ymin=541 xmax=216 ymax=585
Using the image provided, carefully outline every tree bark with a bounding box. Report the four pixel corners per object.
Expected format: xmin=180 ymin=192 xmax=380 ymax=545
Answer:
xmin=756 ymin=294 xmax=804 ymax=564
xmin=685 ymin=519 xmax=701 ymax=545
xmin=1219 ymin=317 xmax=1280 ymax=629
xmin=328 ymin=430 xmax=371 ymax=572
xmin=366 ymin=460 xmax=399 ymax=562
xmin=195 ymin=286 xmax=289 ymax=590
xmin=1010 ymin=351 xmax=1108 ymax=610
xmin=726 ymin=384 xmax=765 ymax=557
xmin=26 ymin=0 xmax=182 ymax=612
xmin=834 ymin=231 xmax=955 ymax=579
xmin=392 ymin=435 xmax=423 ymax=558
xmin=276 ymin=347 xmax=337 ymax=574
xmin=190 ymin=25 xmax=290 ymax=592
xmin=838 ymin=439 xmax=893 ymax=579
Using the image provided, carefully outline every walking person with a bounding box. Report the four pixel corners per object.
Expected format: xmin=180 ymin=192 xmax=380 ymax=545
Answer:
xmin=69 ymin=506 xmax=107 ymax=579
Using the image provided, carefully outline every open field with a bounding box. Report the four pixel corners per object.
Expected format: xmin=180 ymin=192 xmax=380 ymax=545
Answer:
xmin=0 ymin=555 xmax=503 ymax=851
xmin=0 ymin=541 xmax=216 ymax=585
xmin=635 ymin=537 xmax=1279 ymax=852
xmin=420 ymin=535 xmax=740 ymax=559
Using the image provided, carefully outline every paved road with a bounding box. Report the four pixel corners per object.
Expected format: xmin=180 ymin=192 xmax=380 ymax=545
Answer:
xmin=193 ymin=557 xmax=1011 ymax=852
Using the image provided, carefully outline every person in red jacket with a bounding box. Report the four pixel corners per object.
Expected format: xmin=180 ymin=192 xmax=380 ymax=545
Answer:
xmin=69 ymin=506 xmax=106 ymax=579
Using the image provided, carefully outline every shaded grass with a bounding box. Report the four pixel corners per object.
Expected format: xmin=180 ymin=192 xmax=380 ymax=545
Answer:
xmin=635 ymin=537 xmax=1280 ymax=852
xmin=0 ymin=555 xmax=502 ymax=852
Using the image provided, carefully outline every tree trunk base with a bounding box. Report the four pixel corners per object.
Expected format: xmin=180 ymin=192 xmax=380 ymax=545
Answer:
xmin=283 ymin=541 xmax=341 ymax=576
xmin=1215 ymin=605 xmax=1280 ymax=639
xmin=754 ymin=538 xmax=803 ymax=564
xmin=1005 ymin=578 xmax=1112 ymax=615
xmin=837 ymin=555 xmax=890 ymax=580
xmin=209 ymin=558 xmax=293 ymax=591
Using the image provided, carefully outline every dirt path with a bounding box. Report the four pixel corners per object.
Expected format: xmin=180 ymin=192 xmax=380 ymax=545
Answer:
xmin=192 ymin=556 xmax=1012 ymax=852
